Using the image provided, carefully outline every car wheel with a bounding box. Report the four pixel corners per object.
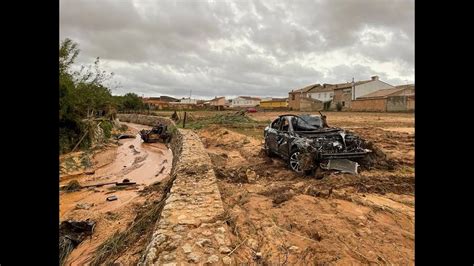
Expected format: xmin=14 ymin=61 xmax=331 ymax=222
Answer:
xmin=288 ymin=149 xmax=303 ymax=174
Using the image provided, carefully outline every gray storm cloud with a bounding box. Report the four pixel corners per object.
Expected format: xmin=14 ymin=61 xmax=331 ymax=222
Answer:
xmin=60 ymin=0 xmax=414 ymax=99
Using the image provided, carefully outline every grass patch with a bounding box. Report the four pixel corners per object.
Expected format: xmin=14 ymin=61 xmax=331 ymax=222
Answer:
xmin=178 ymin=112 xmax=269 ymax=133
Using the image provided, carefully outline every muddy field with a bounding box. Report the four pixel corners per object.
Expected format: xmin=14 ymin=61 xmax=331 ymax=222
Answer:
xmin=59 ymin=111 xmax=414 ymax=265
xmin=197 ymin=111 xmax=414 ymax=264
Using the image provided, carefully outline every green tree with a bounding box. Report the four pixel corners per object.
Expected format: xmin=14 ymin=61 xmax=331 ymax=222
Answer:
xmin=122 ymin=92 xmax=144 ymax=110
xmin=59 ymin=38 xmax=116 ymax=153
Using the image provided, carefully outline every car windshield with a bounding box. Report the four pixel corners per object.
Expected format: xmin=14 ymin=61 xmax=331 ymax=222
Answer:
xmin=291 ymin=116 xmax=320 ymax=131
xmin=298 ymin=115 xmax=323 ymax=128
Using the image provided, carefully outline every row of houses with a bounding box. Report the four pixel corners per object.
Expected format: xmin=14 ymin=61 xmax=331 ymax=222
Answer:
xmin=143 ymin=95 xmax=289 ymax=110
xmin=206 ymin=96 xmax=288 ymax=109
xmin=289 ymin=76 xmax=414 ymax=112
xmin=141 ymin=76 xmax=414 ymax=112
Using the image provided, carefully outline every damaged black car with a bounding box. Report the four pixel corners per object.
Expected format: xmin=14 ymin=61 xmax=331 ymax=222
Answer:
xmin=263 ymin=114 xmax=371 ymax=176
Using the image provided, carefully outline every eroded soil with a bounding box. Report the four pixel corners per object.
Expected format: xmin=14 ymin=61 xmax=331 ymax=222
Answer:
xmin=197 ymin=112 xmax=414 ymax=264
xmin=59 ymin=111 xmax=414 ymax=265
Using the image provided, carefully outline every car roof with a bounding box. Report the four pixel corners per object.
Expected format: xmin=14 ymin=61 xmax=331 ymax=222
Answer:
xmin=277 ymin=114 xmax=321 ymax=118
xmin=278 ymin=114 xmax=300 ymax=118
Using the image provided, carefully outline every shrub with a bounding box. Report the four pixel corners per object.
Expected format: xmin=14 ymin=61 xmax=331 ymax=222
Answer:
xmin=100 ymin=121 xmax=113 ymax=139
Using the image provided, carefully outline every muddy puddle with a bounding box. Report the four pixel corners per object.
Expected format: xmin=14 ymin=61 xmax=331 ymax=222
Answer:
xmin=59 ymin=122 xmax=172 ymax=265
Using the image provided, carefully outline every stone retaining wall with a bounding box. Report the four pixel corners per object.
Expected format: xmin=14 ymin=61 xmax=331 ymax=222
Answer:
xmin=116 ymin=114 xmax=233 ymax=265
xmin=117 ymin=113 xmax=174 ymax=127
xmin=140 ymin=128 xmax=233 ymax=265
xmin=114 ymin=114 xmax=232 ymax=265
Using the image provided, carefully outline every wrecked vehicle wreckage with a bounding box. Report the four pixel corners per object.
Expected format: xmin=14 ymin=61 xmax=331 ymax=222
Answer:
xmin=139 ymin=123 xmax=172 ymax=143
xmin=263 ymin=113 xmax=371 ymax=176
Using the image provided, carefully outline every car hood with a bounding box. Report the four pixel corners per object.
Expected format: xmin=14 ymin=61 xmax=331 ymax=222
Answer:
xmin=293 ymin=127 xmax=345 ymax=137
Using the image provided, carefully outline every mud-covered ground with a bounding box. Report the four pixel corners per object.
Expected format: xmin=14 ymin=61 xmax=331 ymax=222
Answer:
xmin=197 ymin=111 xmax=414 ymax=264
xmin=59 ymin=122 xmax=172 ymax=265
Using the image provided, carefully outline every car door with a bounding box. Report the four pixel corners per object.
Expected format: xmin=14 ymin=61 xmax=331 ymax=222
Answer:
xmin=277 ymin=117 xmax=292 ymax=157
xmin=265 ymin=118 xmax=280 ymax=152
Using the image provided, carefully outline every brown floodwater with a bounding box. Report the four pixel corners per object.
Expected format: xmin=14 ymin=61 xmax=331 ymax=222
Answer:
xmin=59 ymin=122 xmax=172 ymax=219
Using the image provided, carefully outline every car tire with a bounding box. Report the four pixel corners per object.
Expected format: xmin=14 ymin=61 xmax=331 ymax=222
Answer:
xmin=288 ymin=149 xmax=304 ymax=174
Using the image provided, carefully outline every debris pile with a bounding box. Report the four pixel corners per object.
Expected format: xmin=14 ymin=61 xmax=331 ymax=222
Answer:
xmin=59 ymin=219 xmax=96 ymax=265
xmin=62 ymin=180 xmax=82 ymax=192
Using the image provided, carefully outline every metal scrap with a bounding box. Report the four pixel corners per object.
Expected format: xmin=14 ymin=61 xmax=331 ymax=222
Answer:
xmin=116 ymin=179 xmax=136 ymax=186
xmin=116 ymin=134 xmax=135 ymax=140
xmin=322 ymin=159 xmax=359 ymax=175
xmin=139 ymin=123 xmax=172 ymax=143
xmin=106 ymin=195 xmax=118 ymax=201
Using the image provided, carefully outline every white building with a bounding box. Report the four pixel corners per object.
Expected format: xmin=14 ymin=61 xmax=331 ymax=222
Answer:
xmin=179 ymin=98 xmax=198 ymax=104
xmin=332 ymin=76 xmax=395 ymax=108
xmin=230 ymin=96 xmax=261 ymax=108
xmin=307 ymin=84 xmax=334 ymax=102
xmin=352 ymin=76 xmax=395 ymax=99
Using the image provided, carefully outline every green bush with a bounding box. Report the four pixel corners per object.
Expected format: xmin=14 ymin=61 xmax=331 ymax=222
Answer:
xmin=336 ymin=102 xmax=343 ymax=111
xmin=167 ymin=124 xmax=178 ymax=134
xmin=100 ymin=121 xmax=113 ymax=139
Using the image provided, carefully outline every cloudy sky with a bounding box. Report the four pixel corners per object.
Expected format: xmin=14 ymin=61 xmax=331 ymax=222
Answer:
xmin=60 ymin=0 xmax=414 ymax=99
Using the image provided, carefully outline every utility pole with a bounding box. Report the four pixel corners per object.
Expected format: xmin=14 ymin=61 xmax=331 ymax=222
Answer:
xmin=183 ymin=112 xmax=187 ymax=128
xmin=352 ymin=77 xmax=355 ymax=100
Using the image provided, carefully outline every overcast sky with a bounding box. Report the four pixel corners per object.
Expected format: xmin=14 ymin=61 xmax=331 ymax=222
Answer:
xmin=60 ymin=0 xmax=414 ymax=99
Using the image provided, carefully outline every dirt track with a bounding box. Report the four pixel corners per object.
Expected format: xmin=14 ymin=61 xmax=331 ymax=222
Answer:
xmin=197 ymin=111 xmax=414 ymax=264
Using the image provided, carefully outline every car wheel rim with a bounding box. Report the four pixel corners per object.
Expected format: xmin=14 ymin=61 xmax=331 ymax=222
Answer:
xmin=290 ymin=152 xmax=302 ymax=173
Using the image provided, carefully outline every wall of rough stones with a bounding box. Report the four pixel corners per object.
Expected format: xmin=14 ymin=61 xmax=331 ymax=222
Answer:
xmin=140 ymin=128 xmax=234 ymax=265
